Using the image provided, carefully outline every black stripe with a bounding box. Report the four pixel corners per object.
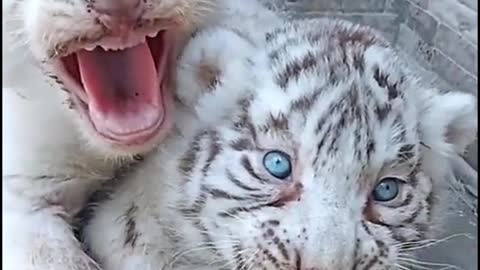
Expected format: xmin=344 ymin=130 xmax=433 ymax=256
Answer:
xmin=361 ymin=255 xmax=378 ymax=270
xmin=205 ymin=186 xmax=253 ymax=201
xmin=218 ymin=203 xmax=273 ymax=218
xmin=240 ymin=155 xmax=268 ymax=183
xmin=178 ymin=131 xmax=206 ymax=178
xmin=233 ymin=243 xmax=246 ymax=270
xmin=276 ymin=51 xmax=317 ymax=89
xmin=402 ymin=203 xmax=424 ymax=224
xmin=230 ymin=138 xmax=254 ymax=151
xmin=178 ymin=192 xmax=208 ymax=217
xmin=200 ymin=130 xmax=222 ymax=175
xmin=123 ymin=203 xmax=140 ymax=248
xmin=226 ymin=170 xmax=260 ymax=192
xmin=289 ymin=86 xmax=325 ymax=113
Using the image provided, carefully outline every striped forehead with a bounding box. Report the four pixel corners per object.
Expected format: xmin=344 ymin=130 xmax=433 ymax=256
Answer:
xmin=245 ymin=19 xmax=420 ymax=168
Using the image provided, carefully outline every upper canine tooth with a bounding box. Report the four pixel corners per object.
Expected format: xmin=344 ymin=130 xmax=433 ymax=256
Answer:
xmin=147 ymin=32 xmax=158 ymax=38
xmin=100 ymin=45 xmax=112 ymax=51
xmin=85 ymin=45 xmax=96 ymax=51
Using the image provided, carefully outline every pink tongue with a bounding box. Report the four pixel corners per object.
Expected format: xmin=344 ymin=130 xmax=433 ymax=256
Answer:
xmin=77 ymin=43 xmax=162 ymax=138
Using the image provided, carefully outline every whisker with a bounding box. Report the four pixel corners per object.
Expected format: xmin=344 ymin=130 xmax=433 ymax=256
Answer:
xmin=212 ymin=248 xmax=253 ymax=269
xmin=397 ymin=233 xmax=473 ymax=251
xmin=394 ymin=263 xmax=412 ymax=270
xmin=167 ymin=240 xmax=239 ymax=267
xmin=398 ymin=257 xmax=464 ymax=270
xmin=398 ymin=261 xmax=434 ymax=270
xmin=244 ymin=249 xmax=260 ymax=270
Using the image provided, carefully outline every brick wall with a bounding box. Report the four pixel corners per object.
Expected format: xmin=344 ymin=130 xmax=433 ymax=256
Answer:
xmin=391 ymin=0 xmax=478 ymax=170
xmin=393 ymin=0 xmax=477 ymax=94
xmin=272 ymin=0 xmax=478 ymax=94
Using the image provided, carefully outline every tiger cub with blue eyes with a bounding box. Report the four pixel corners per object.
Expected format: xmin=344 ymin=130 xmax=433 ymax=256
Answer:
xmin=81 ymin=17 xmax=477 ymax=270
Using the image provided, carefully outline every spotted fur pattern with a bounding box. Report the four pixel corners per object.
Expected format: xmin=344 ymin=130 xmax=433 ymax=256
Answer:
xmin=82 ymin=17 xmax=477 ymax=270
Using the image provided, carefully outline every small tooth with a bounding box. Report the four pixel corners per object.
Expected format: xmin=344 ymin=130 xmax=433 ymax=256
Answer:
xmin=147 ymin=32 xmax=158 ymax=38
xmin=85 ymin=45 xmax=96 ymax=51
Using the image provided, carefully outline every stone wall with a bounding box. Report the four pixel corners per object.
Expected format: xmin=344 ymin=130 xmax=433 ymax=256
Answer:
xmin=393 ymin=0 xmax=477 ymax=94
xmin=272 ymin=0 xmax=478 ymax=94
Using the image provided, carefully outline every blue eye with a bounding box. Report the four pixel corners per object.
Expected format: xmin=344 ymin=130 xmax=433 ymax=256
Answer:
xmin=372 ymin=178 xmax=401 ymax=202
xmin=262 ymin=150 xmax=292 ymax=179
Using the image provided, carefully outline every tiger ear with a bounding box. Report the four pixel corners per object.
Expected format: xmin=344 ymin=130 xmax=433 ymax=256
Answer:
xmin=418 ymin=89 xmax=477 ymax=156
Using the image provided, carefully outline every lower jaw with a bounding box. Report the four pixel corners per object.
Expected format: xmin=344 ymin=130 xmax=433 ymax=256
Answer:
xmin=74 ymin=79 xmax=175 ymax=150
xmin=96 ymin=117 xmax=165 ymax=146
xmin=54 ymin=32 xmax=179 ymax=151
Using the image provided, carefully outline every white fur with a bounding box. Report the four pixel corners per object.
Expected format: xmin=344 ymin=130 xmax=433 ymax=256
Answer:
xmin=83 ymin=17 xmax=477 ymax=270
xmin=2 ymin=0 xmax=281 ymax=269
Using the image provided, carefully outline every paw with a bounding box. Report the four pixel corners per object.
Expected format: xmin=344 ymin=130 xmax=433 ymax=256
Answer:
xmin=3 ymin=207 xmax=100 ymax=270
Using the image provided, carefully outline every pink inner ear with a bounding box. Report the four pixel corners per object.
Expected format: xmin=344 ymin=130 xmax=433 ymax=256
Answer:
xmin=420 ymin=90 xmax=477 ymax=155
xmin=445 ymin=126 xmax=460 ymax=145
xmin=444 ymin=122 xmax=477 ymax=153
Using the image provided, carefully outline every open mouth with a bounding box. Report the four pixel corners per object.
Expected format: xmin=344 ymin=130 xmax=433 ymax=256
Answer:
xmin=55 ymin=30 xmax=174 ymax=146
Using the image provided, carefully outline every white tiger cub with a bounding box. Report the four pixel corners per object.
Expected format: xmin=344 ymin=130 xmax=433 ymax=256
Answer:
xmin=82 ymin=18 xmax=477 ymax=270
xmin=2 ymin=0 xmax=280 ymax=269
